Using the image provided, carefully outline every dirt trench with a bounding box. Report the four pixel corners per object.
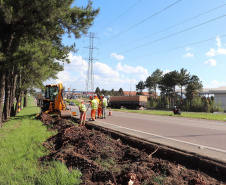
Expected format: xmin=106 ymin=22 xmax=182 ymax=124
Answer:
xmin=37 ymin=113 xmax=226 ymax=185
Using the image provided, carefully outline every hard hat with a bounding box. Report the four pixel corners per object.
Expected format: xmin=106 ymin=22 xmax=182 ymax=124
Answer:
xmin=102 ymin=94 xmax=104 ymax=97
xmin=90 ymin=96 xmax=92 ymax=100
xmin=94 ymin=94 xmax=97 ymax=97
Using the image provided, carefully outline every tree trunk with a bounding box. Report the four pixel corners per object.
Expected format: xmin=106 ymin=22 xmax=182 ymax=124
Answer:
xmin=0 ymin=71 xmax=6 ymax=126
xmin=23 ymin=90 xmax=27 ymax=107
xmin=180 ymin=86 xmax=183 ymax=107
xmin=3 ymin=70 xmax=11 ymax=120
xmin=14 ymin=91 xmax=22 ymax=117
xmin=10 ymin=71 xmax=18 ymax=117
xmin=154 ymin=87 xmax=157 ymax=99
xmin=14 ymin=72 xmax=22 ymax=116
xmin=173 ymin=86 xmax=176 ymax=107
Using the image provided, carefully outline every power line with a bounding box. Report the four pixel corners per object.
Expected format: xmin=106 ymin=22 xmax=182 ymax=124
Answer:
xmin=98 ymin=15 xmax=226 ymax=61
xmin=103 ymin=4 xmax=226 ymax=53
xmin=120 ymin=15 xmax=226 ymax=54
xmin=106 ymin=34 xmax=226 ymax=63
xmin=104 ymin=0 xmax=182 ymax=42
xmin=97 ymin=0 xmax=144 ymax=33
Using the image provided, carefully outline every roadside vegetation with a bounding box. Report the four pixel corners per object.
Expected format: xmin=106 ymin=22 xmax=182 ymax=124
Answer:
xmin=0 ymin=1 xmax=99 ymax=126
xmin=112 ymin=108 xmax=226 ymax=121
xmin=135 ymin=68 xmax=225 ymax=114
xmin=66 ymin=99 xmax=80 ymax=106
xmin=0 ymin=97 xmax=82 ymax=184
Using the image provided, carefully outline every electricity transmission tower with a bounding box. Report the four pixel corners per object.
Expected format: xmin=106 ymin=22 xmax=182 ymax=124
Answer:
xmin=84 ymin=33 xmax=98 ymax=96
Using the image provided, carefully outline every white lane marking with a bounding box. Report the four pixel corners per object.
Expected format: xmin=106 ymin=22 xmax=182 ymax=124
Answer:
xmin=111 ymin=112 xmax=226 ymax=131
xmin=96 ymin=120 xmax=226 ymax=154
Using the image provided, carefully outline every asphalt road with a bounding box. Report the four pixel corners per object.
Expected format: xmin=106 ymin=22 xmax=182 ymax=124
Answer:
xmin=68 ymin=105 xmax=226 ymax=162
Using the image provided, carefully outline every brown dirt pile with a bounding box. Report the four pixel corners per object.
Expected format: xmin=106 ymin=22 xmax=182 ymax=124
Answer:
xmin=37 ymin=113 xmax=224 ymax=184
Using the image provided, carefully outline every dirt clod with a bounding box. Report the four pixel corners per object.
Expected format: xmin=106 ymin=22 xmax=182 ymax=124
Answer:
xmin=37 ymin=113 xmax=225 ymax=184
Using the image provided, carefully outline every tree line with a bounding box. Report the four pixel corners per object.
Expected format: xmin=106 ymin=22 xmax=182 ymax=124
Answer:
xmin=135 ymin=68 xmax=209 ymax=111
xmin=95 ymin=87 xmax=124 ymax=97
xmin=0 ymin=0 xmax=99 ymax=126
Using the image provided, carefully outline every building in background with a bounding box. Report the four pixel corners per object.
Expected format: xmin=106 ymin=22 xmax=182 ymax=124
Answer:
xmin=176 ymin=86 xmax=226 ymax=111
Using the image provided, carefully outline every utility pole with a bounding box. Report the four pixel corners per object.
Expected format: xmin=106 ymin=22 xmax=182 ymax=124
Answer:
xmin=84 ymin=32 xmax=98 ymax=96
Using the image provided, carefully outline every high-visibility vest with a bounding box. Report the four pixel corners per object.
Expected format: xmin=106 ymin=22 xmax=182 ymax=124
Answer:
xmin=98 ymin=100 xmax=102 ymax=108
xmin=91 ymin=99 xmax=97 ymax=109
xmin=96 ymin=98 xmax=99 ymax=106
xmin=102 ymin=98 xmax=108 ymax=107
xmin=80 ymin=104 xmax=86 ymax=111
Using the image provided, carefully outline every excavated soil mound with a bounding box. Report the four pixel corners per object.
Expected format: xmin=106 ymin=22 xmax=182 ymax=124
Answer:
xmin=37 ymin=113 xmax=224 ymax=184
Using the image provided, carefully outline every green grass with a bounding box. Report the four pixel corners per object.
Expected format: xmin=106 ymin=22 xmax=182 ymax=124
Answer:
xmin=66 ymin=99 xmax=80 ymax=106
xmin=0 ymin=97 xmax=82 ymax=185
xmin=112 ymin=109 xmax=226 ymax=121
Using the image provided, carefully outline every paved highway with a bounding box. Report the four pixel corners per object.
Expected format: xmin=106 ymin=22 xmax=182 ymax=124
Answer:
xmin=69 ymin=105 xmax=226 ymax=162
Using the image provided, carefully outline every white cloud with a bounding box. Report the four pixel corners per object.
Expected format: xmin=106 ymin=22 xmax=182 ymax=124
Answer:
xmin=116 ymin=62 xmax=147 ymax=74
xmin=106 ymin=27 xmax=112 ymax=31
xmin=44 ymin=53 xmax=149 ymax=91
xmin=204 ymin=80 xmax=226 ymax=88
xmin=183 ymin=52 xmax=194 ymax=58
xmin=93 ymin=62 xmax=146 ymax=91
xmin=116 ymin=62 xmax=148 ymax=74
xmin=206 ymin=48 xmax=216 ymax=57
xmin=63 ymin=53 xmax=88 ymax=72
xmin=204 ymin=59 xmax=217 ymax=66
xmin=163 ymin=70 xmax=170 ymax=75
xmin=206 ymin=48 xmax=226 ymax=57
xmin=44 ymin=70 xmax=81 ymax=89
xmin=94 ymin=62 xmax=120 ymax=78
xmin=206 ymin=37 xmax=226 ymax=57
xmin=216 ymin=36 xmax=221 ymax=47
xmin=111 ymin=53 xmax=124 ymax=60
xmin=116 ymin=62 xmax=149 ymax=81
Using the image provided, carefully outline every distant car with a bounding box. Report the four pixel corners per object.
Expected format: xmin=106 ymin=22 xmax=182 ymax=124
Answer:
xmin=69 ymin=102 xmax=75 ymax=106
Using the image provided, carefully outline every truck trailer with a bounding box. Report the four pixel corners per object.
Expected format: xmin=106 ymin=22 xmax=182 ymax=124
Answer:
xmin=109 ymin=96 xmax=147 ymax=109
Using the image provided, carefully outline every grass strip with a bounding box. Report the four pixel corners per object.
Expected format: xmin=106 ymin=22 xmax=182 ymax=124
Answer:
xmin=0 ymin=97 xmax=82 ymax=185
xmin=112 ymin=109 xmax=226 ymax=121
xmin=66 ymin=99 xmax=80 ymax=106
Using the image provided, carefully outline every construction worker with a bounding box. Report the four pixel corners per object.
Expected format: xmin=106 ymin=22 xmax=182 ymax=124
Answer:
xmin=79 ymin=101 xmax=86 ymax=126
xmin=98 ymin=95 xmax=102 ymax=118
xmin=101 ymin=94 xmax=108 ymax=119
xmin=94 ymin=94 xmax=99 ymax=119
xmin=90 ymin=96 xmax=97 ymax=121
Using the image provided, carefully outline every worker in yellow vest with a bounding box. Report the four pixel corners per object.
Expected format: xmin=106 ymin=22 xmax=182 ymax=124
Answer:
xmin=94 ymin=94 xmax=99 ymax=119
xmin=90 ymin=96 xmax=97 ymax=121
xmin=79 ymin=101 xmax=86 ymax=126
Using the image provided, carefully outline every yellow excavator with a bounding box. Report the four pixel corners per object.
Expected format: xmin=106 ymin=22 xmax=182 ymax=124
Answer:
xmin=41 ymin=83 xmax=76 ymax=118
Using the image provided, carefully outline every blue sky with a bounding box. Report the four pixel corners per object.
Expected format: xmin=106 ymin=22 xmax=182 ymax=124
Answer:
xmin=45 ymin=0 xmax=226 ymax=93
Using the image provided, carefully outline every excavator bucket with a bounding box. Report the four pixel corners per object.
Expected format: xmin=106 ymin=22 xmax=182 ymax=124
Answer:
xmin=60 ymin=110 xmax=71 ymax=118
